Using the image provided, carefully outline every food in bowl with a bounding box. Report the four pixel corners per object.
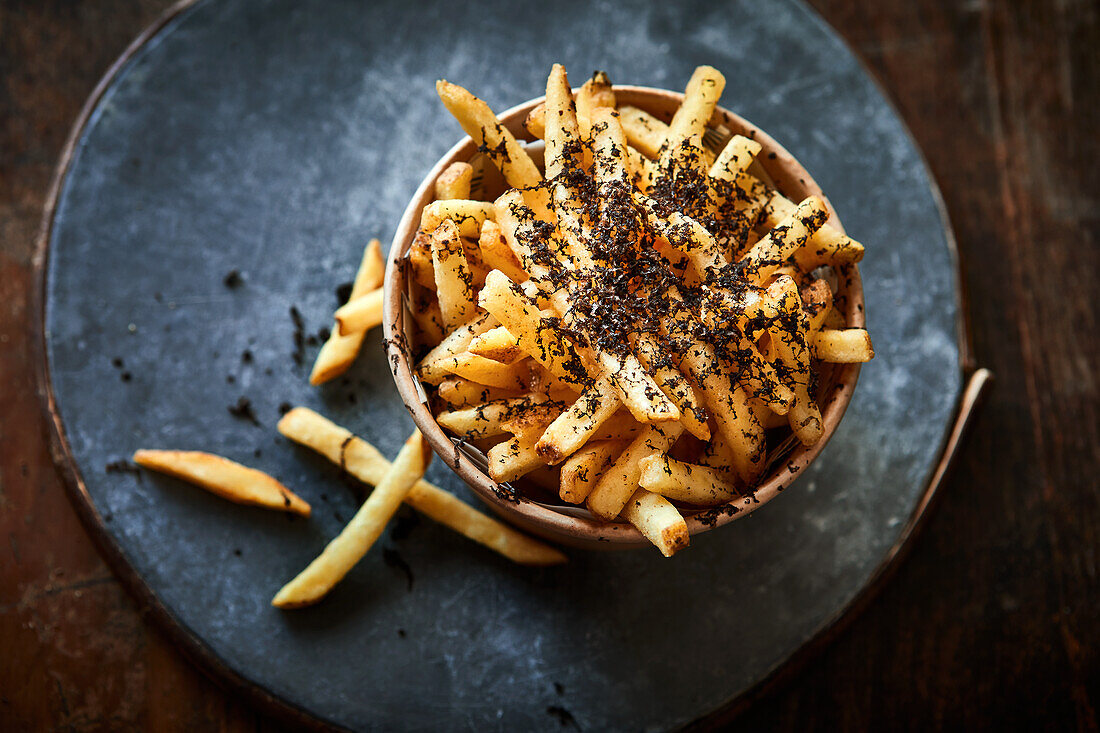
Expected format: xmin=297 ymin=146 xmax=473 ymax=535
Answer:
xmin=401 ymin=64 xmax=873 ymax=556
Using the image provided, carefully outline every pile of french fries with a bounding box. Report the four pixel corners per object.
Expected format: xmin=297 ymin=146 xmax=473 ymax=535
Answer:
xmin=407 ymin=64 xmax=874 ymax=556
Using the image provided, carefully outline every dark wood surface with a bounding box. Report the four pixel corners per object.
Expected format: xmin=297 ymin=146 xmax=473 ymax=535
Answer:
xmin=1 ymin=0 xmax=1096 ymax=730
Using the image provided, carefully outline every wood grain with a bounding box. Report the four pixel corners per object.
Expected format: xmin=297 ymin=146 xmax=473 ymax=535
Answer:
xmin=1 ymin=0 xmax=1096 ymax=730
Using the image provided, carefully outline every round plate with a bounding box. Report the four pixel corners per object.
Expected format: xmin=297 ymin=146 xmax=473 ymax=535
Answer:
xmin=37 ymin=0 xmax=964 ymax=730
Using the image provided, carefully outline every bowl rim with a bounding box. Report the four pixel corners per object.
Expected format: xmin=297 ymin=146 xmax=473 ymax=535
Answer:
xmin=383 ymin=84 xmax=863 ymax=549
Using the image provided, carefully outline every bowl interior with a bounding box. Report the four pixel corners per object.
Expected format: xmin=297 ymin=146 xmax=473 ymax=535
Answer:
xmin=383 ymin=86 xmax=863 ymax=550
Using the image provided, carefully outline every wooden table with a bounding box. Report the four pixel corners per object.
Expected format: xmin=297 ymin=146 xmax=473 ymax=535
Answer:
xmin=1 ymin=1 xmax=1096 ymax=729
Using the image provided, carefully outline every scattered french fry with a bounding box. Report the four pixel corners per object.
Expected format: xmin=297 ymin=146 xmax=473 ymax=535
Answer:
xmin=310 ymin=239 xmax=385 ymax=385
xmin=133 ymin=449 xmax=310 ymax=517
xmin=277 ymin=408 xmax=567 ymax=565
xmin=272 ymin=430 xmax=431 ymax=608
xmin=334 ymin=287 xmax=384 ymax=336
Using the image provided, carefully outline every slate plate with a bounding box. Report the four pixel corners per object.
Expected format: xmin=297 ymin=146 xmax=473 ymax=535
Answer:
xmin=36 ymin=0 xmax=969 ymax=730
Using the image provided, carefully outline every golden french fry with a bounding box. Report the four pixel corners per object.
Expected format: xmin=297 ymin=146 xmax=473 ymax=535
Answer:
xmin=767 ymin=275 xmax=822 ymax=445
xmin=761 ymin=192 xmax=865 ymax=269
xmin=591 ymin=107 xmax=629 ymax=183
xmin=632 ymin=331 xmax=710 ymax=440
xmin=524 ymin=103 xmax=547 ymax=140
xmin=660 ymin=65 xmax=725 ymax=170
xmin=709 ymin=134 xmax=761 ymax=181
xmin=576 ymin=70 xmax=615 ymax=116
xmin=813 ymin=328 xmax=874 ymax=362
xmin=420 ymin=199 xmax=495 ymax=238
xmin=334 ymin=287 xmax=384 ymax=336
xmin=442 ymin=351 xmax=529 ymax=390
xmin=437 ymin=395 xmax=547 ymax=439
xmin=277 ymin=408 xmax=566 ymax=565
xmin=741 ymin=196 xmax=830 ymax=282
xmin=436 ymin=375 xmax=523 ymax=408
xmin=801 ymin=279 xmax=833 ymax=334
xmin=408 ymin=281 xmax=446 ymax=346
xmin=407 ymin=230 xmax=436 ymax=289
xmin=620 ymin=489 xmax=689 ymax=557
xmin=488 ymin=432 xmax=545 ymax=483
xmin=436 ymin=80 xmax=542 ymax=190
xmin=429 ymin=219 xmax=477 ymax=330
xmin=478 ymin=269 xmax=590 ymax=386
xmin=272 ymin=430 xmax=431 ymax=608
xmin=435 ymin=161 xmax=473 ymax=201
xmin=535 ymin=374 xmax=622 ymax=464
xmin=586 ymin=422 xmax=685 ymax=520
xmin=417 ymin=312 xmax=497 ymax=385
xmin=310 ymin=238 xmax=385 ymax=385
xmin=559 ymin=440 xmax=626 ymax=504
xmin=544 ymin=63 xmax=582 ymax=180
xmin=478 ymin=220 xmax=527 ymax=283
xmin=133 ymin=449 xmax=310 ymax=517
xmin=638 ymin=454 xmax=739 ymax=506
xmin=467 ymin=325 xmax=524 ymax=363
xmin=618 ymin=105 xmax=668 ymax=159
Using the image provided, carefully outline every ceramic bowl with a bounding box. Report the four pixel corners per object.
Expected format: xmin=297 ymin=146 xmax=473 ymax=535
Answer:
xmin=383 ymin=86 xmax=864 ymax=550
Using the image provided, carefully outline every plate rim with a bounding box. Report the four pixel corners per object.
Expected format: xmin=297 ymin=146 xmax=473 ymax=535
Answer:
xmin=30 ymin=0 xmax=987 ymax=729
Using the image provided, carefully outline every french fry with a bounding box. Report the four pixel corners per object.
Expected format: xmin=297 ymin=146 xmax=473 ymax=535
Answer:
xmin=310 ymin=238 xmax=385 ymax=385
xmin=408 ymin=281 xmax=446 ymax=346
xmin=417 ymin=312 xmax=497 ymax=385
xmin=544 ymin=64 xmax=582 ymax=180
xmin=559 ymin=440 xmax=625 ymax=504
xmin=434 ymin=161 xmax=473 ymax=201
xmin=767 ymin=275 xmax=822 ymax=445
xmin=429 ymin=219 xmax=478 ymax=330
xmin=813 ymin=328 xmax=875 ymax=362
xmin=801 ymin=279 xmax=833 ymax=335
xmin=488 ymin=432 xmax=545 ymax=483
xmin=588 ymin=411 xmax=644 ymax=442
xmin=740 ymin=196 xmax=831 ymax=282
xmin=576 ymin=70 xmax=616 ymax=117
xmin=272 ymin=430 xmax=431 ymax=608
xmin=334 ymin=287 xmax=384 ymax=336
xmin=407 ymin=230 xmax=436 ymax=289
xmin=591 ymin=107 xmax=629 ymax=183
xmin=442 ymin=351 xmax=529 ymax=390
xmin=660 ymin=65 xmax=725 ymax=171
xmin=619 ymin=105 xmax=669 ymax=159
xmin=420 ymin=199 xmax=495 ymax=238
xmin=638 ymin=454 xmax=739 ymax=506
xmin=586 ymin=422 xmax=685 ymax=520
xmin=709 ymin=134 xmax=762 ymax=181
xmin=760 ymin=192 xmax=865 ymax=269
xmin=436 ymin=376 xmax=523 ymax=408
xmin=467 ymin=325 xmax=524 ymax=363
xmin=436 ymin=80 xmax=542 ymax=190
xmin=437 ymin=395 xmax=547 ymax=439
xmin=478 ymin=269 xmax=590 ymax=386
xmin=620 ymin=490 xmax=689 ymax=557
xmin=535 ymin=374 xmax=622 ymax=464
xmin=133 ymin=449 xmax=310 ymax=517
xmin=277 ymin=408 xmax=566 ymax=565
xmin=633 ymin=331 xmax=710 ymax=440
xmin=478 ymin=220 xmax=527 ymax=283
